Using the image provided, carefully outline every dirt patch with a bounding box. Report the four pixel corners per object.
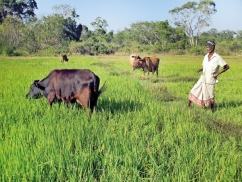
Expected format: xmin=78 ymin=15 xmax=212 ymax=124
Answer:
xmin=147 ymin=85 xmax=181 ymax=102
xmin=91 ymin=62 xmax=114 ymax=69
xmin=207 ymin=120 xmax=242 ymax=141
xmin=193 ymin=115 xmax=242 ymax=141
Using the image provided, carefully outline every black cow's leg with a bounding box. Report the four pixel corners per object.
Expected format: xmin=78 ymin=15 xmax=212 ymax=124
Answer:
xmin=47 ymin=92 xmax=55 ymax=106
xmin=89 ymin=106 xmax=94 ymax=118
xmin=76 ymin=87 xmax=91 ymax=115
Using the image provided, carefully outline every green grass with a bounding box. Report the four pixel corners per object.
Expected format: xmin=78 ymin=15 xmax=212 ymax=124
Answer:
xmin=0 ymin=55 xmax=241 ymax=181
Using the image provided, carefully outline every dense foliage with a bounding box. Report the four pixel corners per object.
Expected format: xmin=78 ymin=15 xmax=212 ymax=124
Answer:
xmin=0 ymin=0 xmax=37 ymax=23
xmin=0 ymin=1 xmax=241 ymax=56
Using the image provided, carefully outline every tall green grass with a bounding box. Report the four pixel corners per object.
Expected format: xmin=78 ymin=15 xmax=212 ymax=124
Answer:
xmin=0 ymin=55 xmax=241 ymax=181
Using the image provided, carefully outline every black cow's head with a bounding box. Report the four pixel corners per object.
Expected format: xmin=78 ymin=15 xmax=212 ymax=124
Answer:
xmin=26 ymin=80 xmax=44 ymax=99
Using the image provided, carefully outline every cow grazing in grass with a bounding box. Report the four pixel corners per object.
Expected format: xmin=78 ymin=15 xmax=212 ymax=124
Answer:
xmin=61 ymin=54 xmax=69 ymax=62
xmin=129 ymin=53 xmax=141 ymax=69
xmin=26 ymin=69 xmax=105 ymax=117
xmin=132 ymin=56 xmax=160 ymax=77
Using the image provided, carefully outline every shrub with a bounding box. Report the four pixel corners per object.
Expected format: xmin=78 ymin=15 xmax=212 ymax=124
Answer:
xmin=169 ymin=49 xmax=185 ymax=55
xmin=189 ymin=46 xmax=204 ymax=55
xmin=13 ymin=49 xmax=29 ymax=56
xmin=2 ymin=46 xmax=15 ymax=56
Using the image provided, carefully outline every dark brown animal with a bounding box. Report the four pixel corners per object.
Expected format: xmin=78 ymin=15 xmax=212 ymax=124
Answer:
xmin=26 ymin=69 xmax=105 ymax=117
xmin=132 ymin=56 xmax=160 ymax=77
xmin=61 ymin=54 xmax=69 ymax=62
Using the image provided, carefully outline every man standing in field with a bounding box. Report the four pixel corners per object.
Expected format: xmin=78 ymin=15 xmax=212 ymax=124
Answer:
xmin=188 ymin=40 xmax=230 ymax=112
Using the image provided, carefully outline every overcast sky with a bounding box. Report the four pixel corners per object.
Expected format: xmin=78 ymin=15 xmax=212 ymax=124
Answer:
xmin=35 ymin=0 xmax=242 ymax=33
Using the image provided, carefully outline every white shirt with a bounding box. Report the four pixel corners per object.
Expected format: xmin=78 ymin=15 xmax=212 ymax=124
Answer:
xmin=201 ymin=52 xmax=227 ymax=84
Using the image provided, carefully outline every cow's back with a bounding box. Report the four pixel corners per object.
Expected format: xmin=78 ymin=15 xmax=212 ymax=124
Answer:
xmin=42 ymin=69 xmax=98 ymax=101
xmin=150 ymin=57 xmax=160 ymax=68
xmin=55 ymin=69 xmax=96 ymax=83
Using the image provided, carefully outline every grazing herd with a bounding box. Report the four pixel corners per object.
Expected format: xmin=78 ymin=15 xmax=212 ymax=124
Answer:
xmin=26 ymin=53 xmax=159 ymax=117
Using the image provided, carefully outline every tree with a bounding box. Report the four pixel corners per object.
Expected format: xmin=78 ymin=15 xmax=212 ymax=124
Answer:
xmin=52 ymin=4 xmax=82 ymax=41
xmin=125 ymin=20 xmax=187 ymax=52
xmin=169 ymin=0 xmax=216 ymax=46
xmin=80 ymin=25 xmax=91 ymax=41
xmin=85 ymin=17 xmax=114 ymax=55
xmin=91 ymin=16 xmax=108 ymax=41
xmin=236 ymin=30 xmax=242 ymax=40
xmin=91 ymin=17 xmax=108 ymax=32
xmin=0 ymin=0 xmax=38 ymax=23
xmin=22 ymin=17 xmax=40 ymax=53
xmin=217 ymin=30 xmax=236 ymax=41
xmin=157 ymin=20 xmax=172 ymax=49
xmin=52 ymin=4 xmax=79 ymax=19
xmin=200 ymin=28 xmax=236 ymax=43
xmin=129 ymin=21 xmax=161 ymax=46
xmin=0 ymin=15 xmax=25 ymax=47
xmin=35 ymin=14 xmax=68 ymax=51
xmin=113 ymin=28 xmax=134 ymax=51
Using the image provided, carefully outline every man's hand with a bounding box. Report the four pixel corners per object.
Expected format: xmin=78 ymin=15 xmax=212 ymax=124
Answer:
xmin=197 ymin=68 xmax=203 ymax=73
xmin=213 ymin=73 xmax=218 ymax=78
xmin=213 ymin=64 xmax=229 ymax=78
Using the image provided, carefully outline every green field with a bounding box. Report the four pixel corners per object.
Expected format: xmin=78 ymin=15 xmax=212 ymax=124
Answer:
xmin=0 ymin=55 xmax=242 ymax=181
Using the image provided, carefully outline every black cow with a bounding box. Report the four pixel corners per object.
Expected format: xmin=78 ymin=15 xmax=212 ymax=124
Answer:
xmin=26 ymin=69 xmax=105 ymax=117
xmin=61 ymin=54 xmax=69 ymax=62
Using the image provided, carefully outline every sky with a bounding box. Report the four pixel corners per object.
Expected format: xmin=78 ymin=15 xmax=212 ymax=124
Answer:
xmin=35 ymin=0 xmax=242 ymax=33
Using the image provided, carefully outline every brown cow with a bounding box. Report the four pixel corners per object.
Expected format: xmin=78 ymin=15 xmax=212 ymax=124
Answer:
xmin=26 ymin=69 xmax=106 ymax=118
xmin=61 ymin=54 xmax=69 ymax=62
xmin=132 ymin=56 xmax=160 ymax=77
xmin=129 ymin=53 xmax=141 ymax=69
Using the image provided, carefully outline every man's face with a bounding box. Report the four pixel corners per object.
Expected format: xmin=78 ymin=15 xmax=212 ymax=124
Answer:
xmin=206 ymin=46 xmax=213 ymax=53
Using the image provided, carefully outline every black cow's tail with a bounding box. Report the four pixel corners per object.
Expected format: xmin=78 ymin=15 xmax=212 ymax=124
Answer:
xmin=93 ymin=75 xmax=100 ymax=93
xmin=93 ymin=74 xmax=106 ymax=96
xmin=98 ymin=81 xmax=106 ymax=96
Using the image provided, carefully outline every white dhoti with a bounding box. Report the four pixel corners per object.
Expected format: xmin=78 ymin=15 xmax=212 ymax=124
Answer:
xmin=188 ymin=76 xmax=215 ymax=107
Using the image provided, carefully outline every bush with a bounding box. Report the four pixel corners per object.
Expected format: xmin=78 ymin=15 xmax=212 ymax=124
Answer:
xmin=13 ymin=49 xmax=29 ymax=56
xmin=169 ymin=49 xmax=185 ymax=55
xmin=189 ymin=46 xmax=204 ymax=55
xmin=2 ymin=46 xmax=15 ymax=56
xmin=69 ymin=41 xmax=84 ymax=54
xmin=35 ymin=46 xmax=57 ymax=56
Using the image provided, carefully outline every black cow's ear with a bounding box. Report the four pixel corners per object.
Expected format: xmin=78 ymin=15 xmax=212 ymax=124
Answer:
xmin=37 ymin=82 xmax=45 ymax=90
xmin=34 ymin=80 xmax=39 ymax=86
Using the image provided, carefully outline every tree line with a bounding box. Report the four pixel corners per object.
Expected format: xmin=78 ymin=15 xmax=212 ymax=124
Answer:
xmin=0 ymin=0 xmax=241 ymax=56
